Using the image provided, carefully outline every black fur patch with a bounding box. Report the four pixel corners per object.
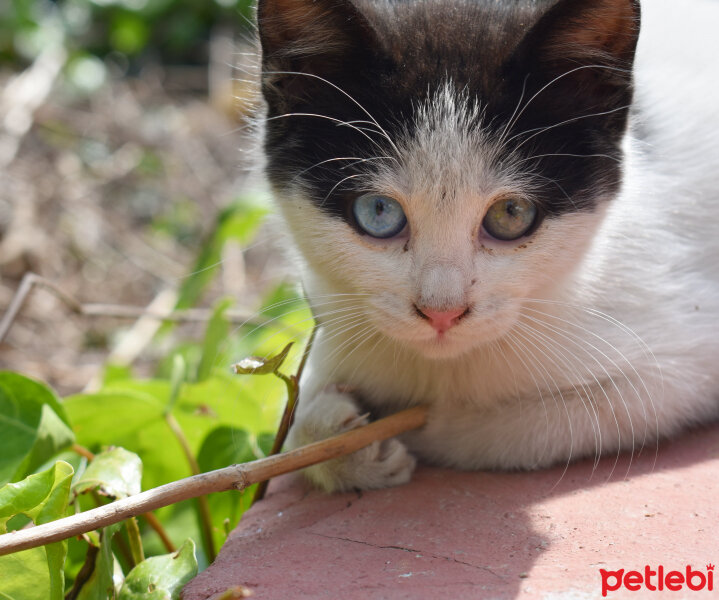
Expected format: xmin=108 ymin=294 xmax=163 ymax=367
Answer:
xmin=259 ymin=0 xmax=640 ymax=221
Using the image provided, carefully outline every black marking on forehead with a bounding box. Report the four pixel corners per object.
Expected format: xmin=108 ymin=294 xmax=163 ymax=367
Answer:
xmin=259 ymin=0 xmax=639 ymax=221
xmin=359 ymin=0 xmax=547 ymax=93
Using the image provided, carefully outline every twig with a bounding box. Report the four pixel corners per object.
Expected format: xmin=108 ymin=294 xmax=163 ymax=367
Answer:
xmin=64 ymin=544 xmax=99 ymax=600
xmin=0 ymin=406 xmax=427 ymax=556
xmin=89 ymin=491 xmax=134 ymax=569
xmin=0 ymin=273 xmax=297 ymax=345
xmin=251 ymin=324 xmax=318 ymax=504
xmin=141 ymin=512 xmax=175 ymax=553
xmin=71 ymin=444 xmax=95 ymax=462
xmin=0 ymin=273 xmax=55 ymax=343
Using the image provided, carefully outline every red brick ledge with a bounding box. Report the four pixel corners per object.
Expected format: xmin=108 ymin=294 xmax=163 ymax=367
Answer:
xmin=183 ymin=424 xmax=719 ymax=599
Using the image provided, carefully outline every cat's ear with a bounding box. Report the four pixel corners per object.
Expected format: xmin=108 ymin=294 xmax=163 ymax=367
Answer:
xmin=257 ymin=0 xmax=376 ymax=92
xmin=528 ymin=0 xmax=640 ymax=66
xmin=511 ymin=0 xmax=641 ymax=106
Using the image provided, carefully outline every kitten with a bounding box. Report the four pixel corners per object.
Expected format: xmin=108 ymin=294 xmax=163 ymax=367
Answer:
xmin=256 ymin=0 xmax=719 ymax=491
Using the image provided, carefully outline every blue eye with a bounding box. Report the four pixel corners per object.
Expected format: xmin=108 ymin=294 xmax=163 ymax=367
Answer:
xmin=352 ymin=194 xmax=407 ymax=239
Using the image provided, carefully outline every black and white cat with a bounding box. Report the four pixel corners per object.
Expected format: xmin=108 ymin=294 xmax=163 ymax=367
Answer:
xmin=256 ymin=0 xmax=719 ymax=491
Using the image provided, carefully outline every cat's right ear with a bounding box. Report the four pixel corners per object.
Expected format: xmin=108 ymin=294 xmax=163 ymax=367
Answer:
xmin=257 ymin=0 xmax=376 ymax=102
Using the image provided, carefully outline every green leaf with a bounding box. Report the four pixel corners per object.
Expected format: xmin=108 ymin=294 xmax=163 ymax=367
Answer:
xmin=140 ymin=502 xmax=203 ymax=568
xmin=257 ymin=281 xmax=305 ymax=320
xmin=167 ymin=355 xmax=185 ymax=413
xmin=63 ymin=388 xmax=165 ymax=450
xmin=233 ymin=342 xmax=293 ymax=375
xmin=0 ymin=372 xmax=74 ymax=485
xmin=102 ymin=364 xmax=134 ymax=385
xmin=173 ymin=199 xmax=268 ymax=312
xmin=64 ymin=373 xmax=283 ymax=492
xmin=109 ymin=11 xmax=150 ymax=55
xmin=0 ymin=461 xmax=74 ymax=600
xmin=0 ymin=460 xmax=74 ymax=530
xmin=0 ymin=381 xmax=37 ymax=485
xmin=64 ymin=370 xmax=285 ymax=562
xmin=217 ymin=198 xmax=269 ymax=246
xmin=197 ymin=427 xmax=257 ymax=550
xmin=229 ymin=298 xmax=310 ymax=377
xmin=197 ymin=427 xmax=255 ymax=472
xmin=196 ymin=298 xmax=233 ymax=382
xmin=0 ymin=547 xmax=53 ymax=600
xmin=154 ymin=344 xmax=201 ymax=382
xmin=118 ymin=539 xmax=198 ymax=600
xmin=73 ymin=447 xmax=143 ymax=499
xmin=257 ymin=432 xmax=275 ymax=456
xmin=258 ymin=282 xmax=313 ymax=332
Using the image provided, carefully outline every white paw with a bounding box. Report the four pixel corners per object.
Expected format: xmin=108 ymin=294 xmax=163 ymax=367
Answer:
xmin=287 ymin=385 xmax=416 ymax=492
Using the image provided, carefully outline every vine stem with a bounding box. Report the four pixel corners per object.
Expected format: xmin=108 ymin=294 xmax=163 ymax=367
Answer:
xmin=142 ymin=512 xmax=175 ymax=553
xmin=125 ymin=517 xmax=145 ymax=565
xmin=0 ymin=405 xmax=427 ymax=556
xmin=251 ymin=324 xmax=318 ymax=505
xmin=165 ymin=412 xmax=216 ymax=562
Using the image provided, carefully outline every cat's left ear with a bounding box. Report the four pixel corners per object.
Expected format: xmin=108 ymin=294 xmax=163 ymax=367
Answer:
xmin=511 ymin=0 xmax=641 ymax=105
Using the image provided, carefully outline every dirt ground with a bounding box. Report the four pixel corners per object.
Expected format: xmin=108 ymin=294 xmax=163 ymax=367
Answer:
xmin=0 ymin=56 xmax=290 ymax=395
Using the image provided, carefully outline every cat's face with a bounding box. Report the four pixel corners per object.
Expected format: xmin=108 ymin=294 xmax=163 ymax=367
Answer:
xmin=258 ymin=0 xmax=640 ymax=359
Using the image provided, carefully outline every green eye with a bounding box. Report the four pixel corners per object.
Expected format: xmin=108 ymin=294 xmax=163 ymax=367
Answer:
xmin=482 ymin=197 xmax=538 ymax=241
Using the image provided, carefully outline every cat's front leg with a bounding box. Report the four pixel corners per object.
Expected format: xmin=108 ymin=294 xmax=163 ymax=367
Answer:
xmin=286 ymin=384 xmax=416 ymax=492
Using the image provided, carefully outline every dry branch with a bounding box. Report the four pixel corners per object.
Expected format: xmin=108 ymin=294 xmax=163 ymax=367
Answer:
xmin=0 ymin=405 xmax=428 ymax=556
xmin=0 ymin=273 xmax=295 ymax=345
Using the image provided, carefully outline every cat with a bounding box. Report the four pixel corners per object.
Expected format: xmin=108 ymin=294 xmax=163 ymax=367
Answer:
xmin=255 ymin=0 xmax=719 ymax=492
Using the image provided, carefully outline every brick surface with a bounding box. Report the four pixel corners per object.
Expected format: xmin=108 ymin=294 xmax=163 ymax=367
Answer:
xmin=183 ymin=425 xmax=719 ymax=599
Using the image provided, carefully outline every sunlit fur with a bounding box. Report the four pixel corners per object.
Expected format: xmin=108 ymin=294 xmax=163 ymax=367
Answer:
xmin=261 ymin=0 xmax=719 ymax=491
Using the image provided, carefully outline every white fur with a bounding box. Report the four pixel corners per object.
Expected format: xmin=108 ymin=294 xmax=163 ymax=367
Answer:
xmin=277 ymin=0 xmax=719 ymax=491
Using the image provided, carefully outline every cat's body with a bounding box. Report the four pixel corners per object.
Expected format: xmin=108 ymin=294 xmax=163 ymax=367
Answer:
xmin=257 ymin=0 xmax=719 ymax=491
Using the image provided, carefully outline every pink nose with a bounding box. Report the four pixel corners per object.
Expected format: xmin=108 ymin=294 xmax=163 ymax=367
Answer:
xmin=416 ymin=306 xmax=468 ymax=333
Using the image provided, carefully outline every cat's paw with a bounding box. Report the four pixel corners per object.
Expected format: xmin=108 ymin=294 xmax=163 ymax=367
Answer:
xmin=287 ymin=385 xmax=416 ymax=492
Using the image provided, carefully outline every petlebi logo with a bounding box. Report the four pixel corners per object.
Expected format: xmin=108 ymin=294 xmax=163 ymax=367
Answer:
xmin=600 ymin=564 xmax=715 ymax=596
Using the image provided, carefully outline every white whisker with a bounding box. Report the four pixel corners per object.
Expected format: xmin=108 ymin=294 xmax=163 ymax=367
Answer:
xmin=495 ymin=63 xmax=632 ymax=156
xmin=505 ymin=329 xmax=569 ymax=472
xmin=514 ymin=320 xmax=603 ymax=472
xmin=519 ymin=306 xmax=659 ymax=479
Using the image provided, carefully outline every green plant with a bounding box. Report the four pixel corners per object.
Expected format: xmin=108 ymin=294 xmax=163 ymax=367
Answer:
xmin=1 ymin=0 xmax=256 ymax=67
xmin=0 ymin=333 xmax=303 ymax=596
xmin=0 ymin=199 xmax=315 ymax=597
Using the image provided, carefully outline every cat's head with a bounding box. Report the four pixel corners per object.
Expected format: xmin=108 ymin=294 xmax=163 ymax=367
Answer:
xmin=257 ymin=0 xmax=640 ymax=359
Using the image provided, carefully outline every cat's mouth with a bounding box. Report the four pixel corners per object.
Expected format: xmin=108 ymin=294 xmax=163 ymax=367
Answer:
xmin=413 ymin=331 xmax=479 ymax=359
xmin=363 ymin=294 xmax=518 ymax=358
xmin=376 ymin=300 xmax=521 ymax=359
xmin=370 ymin=313 xmax=475 ymax=359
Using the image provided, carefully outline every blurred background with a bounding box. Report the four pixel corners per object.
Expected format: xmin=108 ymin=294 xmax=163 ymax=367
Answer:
xmin=0 ymin=0 xmax=315 ymax=584
xmin=0 ymin=0 xmax=298 ymax=393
